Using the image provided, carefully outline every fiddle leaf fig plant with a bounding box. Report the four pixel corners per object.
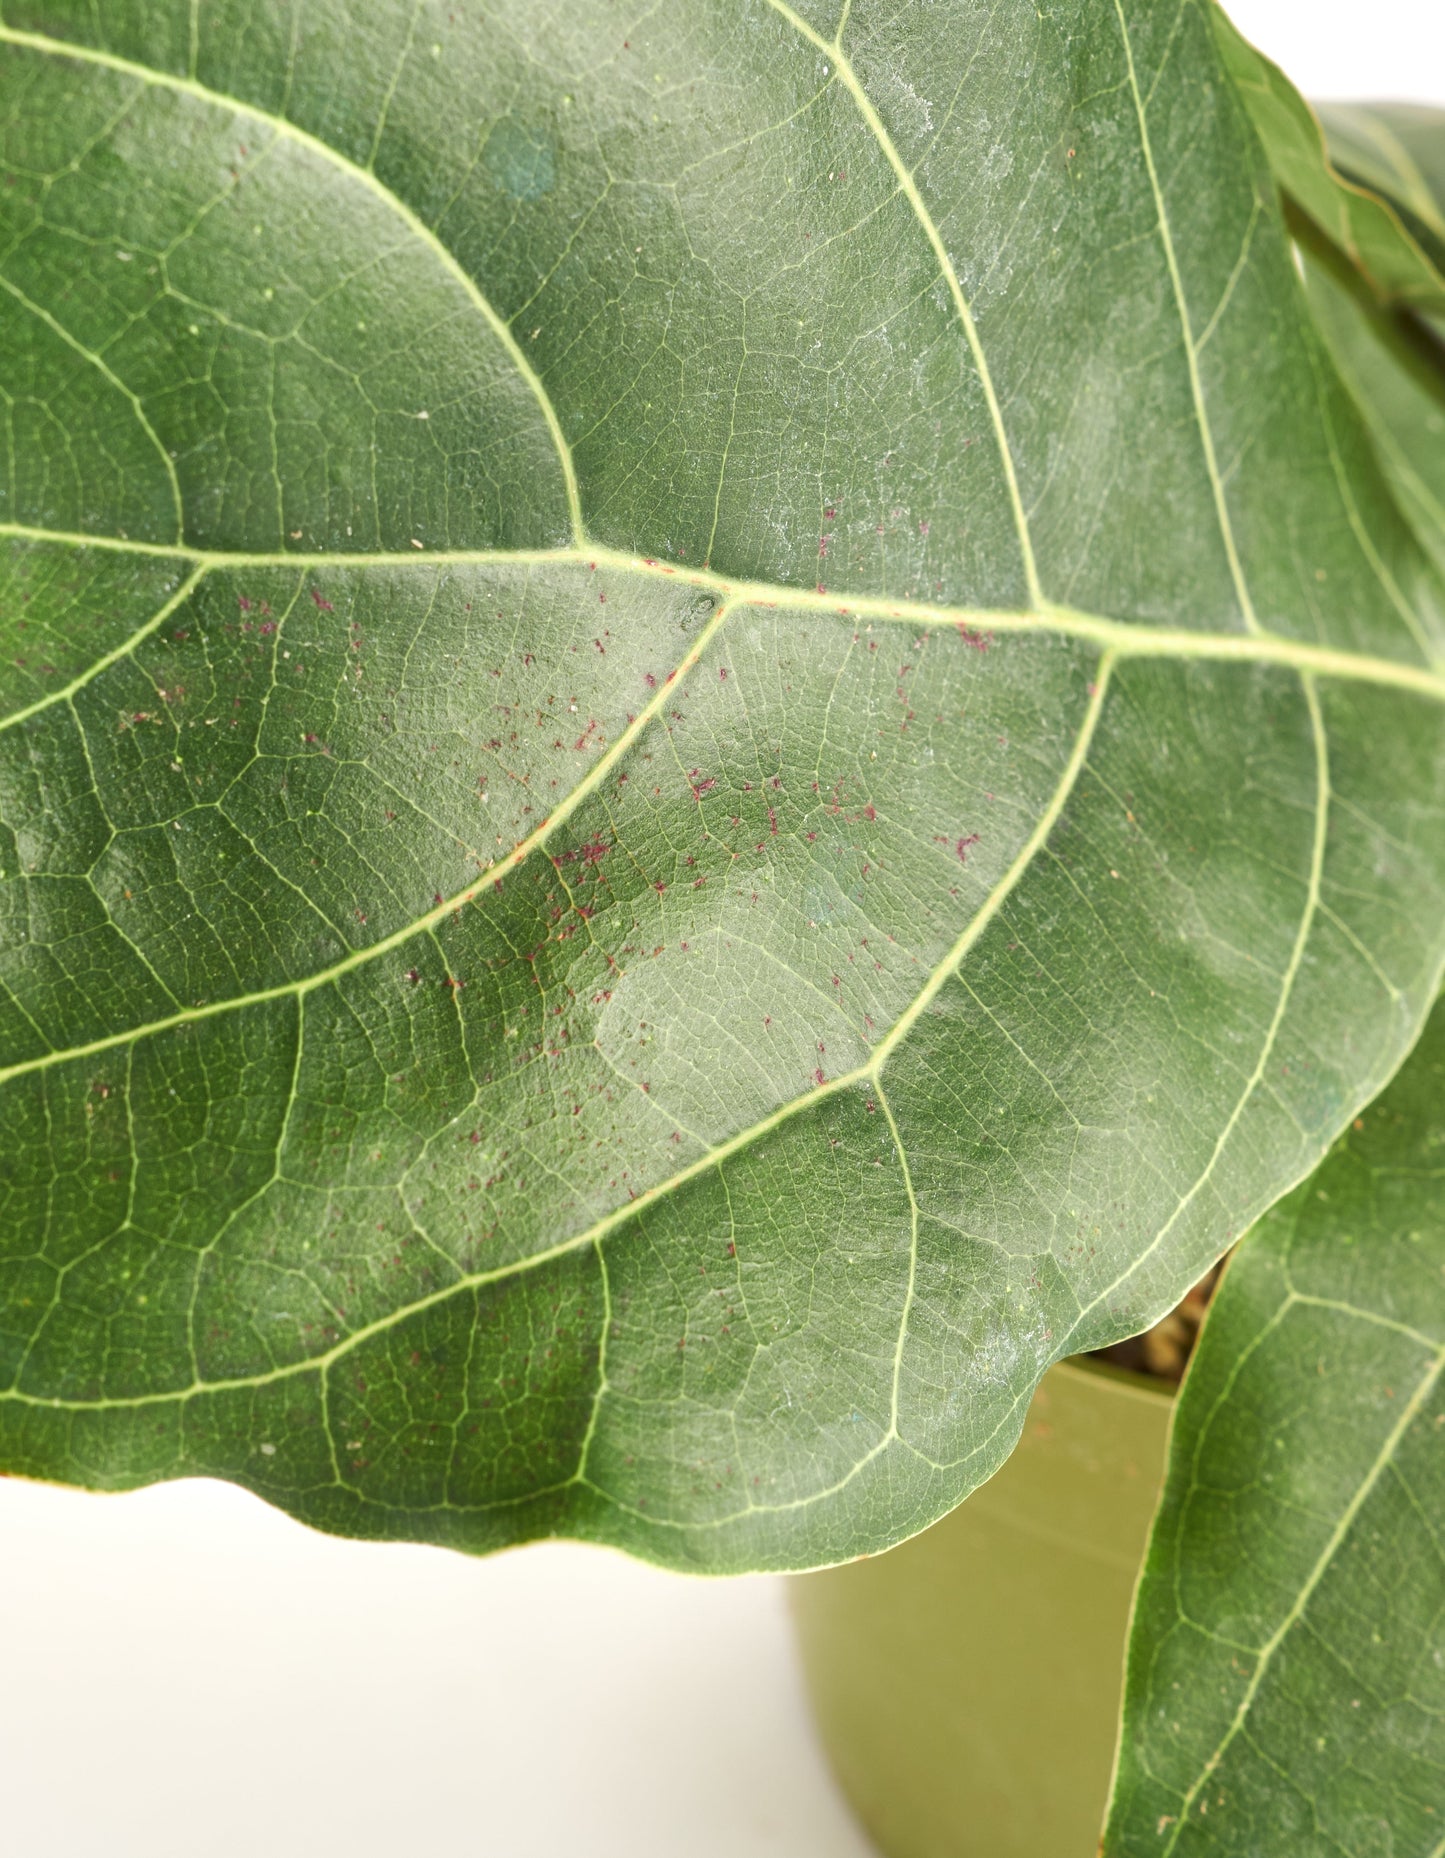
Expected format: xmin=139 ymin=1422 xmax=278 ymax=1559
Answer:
xmin=1 ymin=0 xmax=1443 ymax=1845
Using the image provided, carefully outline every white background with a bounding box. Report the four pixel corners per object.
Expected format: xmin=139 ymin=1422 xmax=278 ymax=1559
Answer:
xmin=3 ymin=6 xmax=1441 ymax=1856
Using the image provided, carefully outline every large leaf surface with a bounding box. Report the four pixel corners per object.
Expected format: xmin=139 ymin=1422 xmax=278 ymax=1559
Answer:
xmin=1105 ymin=994 xmax=1445 ymax=1856
xmin=2 ymin=1 xmax=1445 ymax=1570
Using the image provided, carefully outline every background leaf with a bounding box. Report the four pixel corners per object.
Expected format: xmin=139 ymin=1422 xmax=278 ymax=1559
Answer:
xmin=1212 ymin=5 xmax=1445 ymax=311
xmin=1293 ymin=107 xmax=1445 ymax=579
xmin=3 ymin=0 xmax=1445 ymax=1570
xmin=1300 ymin=221 xmax=1445 ymax=578
xmin=1104 ymin=993 xmax=1445 ymax=1856
xmin=1319 ymin=102 xmax=1445 ymax=284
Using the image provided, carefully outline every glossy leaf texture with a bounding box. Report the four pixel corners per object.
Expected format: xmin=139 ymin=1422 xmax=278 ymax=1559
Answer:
xmin=2 ymin=0 xmax=1445 ymax=1571
xmin=1104 ymin=994 xmax=1445 ymax=1857
xmin=1212 ymin=5 xmax=1445 ymax=311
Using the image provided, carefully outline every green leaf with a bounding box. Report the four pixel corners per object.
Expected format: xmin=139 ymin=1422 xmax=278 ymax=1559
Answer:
xmin=1288 ymin=107 xmax=1445 ymax=582
xmin=1212 ymin=5 xmax=1445 ymax=311
xmin=1319 ymin=102 xmax=1445 ymax=285
xmin=1104 ymin=993 xmax=1445 ymax=1856
xmin=2 ymin=1 xmax=1445 ymax=1570
xmin=1298 ymin=221 xmax=1445 ymax=578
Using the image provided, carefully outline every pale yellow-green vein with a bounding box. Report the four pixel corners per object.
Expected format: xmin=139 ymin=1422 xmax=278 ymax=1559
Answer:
xmin=2 ymin=523 xmax=1443 ymax=703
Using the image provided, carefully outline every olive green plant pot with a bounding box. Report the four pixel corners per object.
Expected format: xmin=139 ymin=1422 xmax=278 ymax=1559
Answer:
xmin=790 ymin=1359 xmax=1174 ymax=1858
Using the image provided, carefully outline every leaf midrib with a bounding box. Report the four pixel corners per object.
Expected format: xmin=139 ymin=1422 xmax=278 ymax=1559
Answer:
xmin=0 ymin=533 xmax=1436 ymax=1091
xmin=1 ymin=527 xmax=1441 ymax=1091
xmin=2 ymin=516 xmax=1441 ymax=1099
xmin=3 ymin=524 xmax=1442 ymax=698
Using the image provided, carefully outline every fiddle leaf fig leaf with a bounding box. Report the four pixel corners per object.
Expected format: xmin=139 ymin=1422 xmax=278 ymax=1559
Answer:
xmin=1290 ymin=107 xmax=1445 ymax=579
xmin=2 ymin=0 xmax=1445 ymax=1572
xmin=1318 ymin=102 xmax=1445 ymax=285
xmin=1104 ymin=993 xmax=1445 ymax=1857
xmin=1299 ymin=219 xmax=1445 ymax=578
xmin=1212 ymin=5 xmax=1445 ymax=310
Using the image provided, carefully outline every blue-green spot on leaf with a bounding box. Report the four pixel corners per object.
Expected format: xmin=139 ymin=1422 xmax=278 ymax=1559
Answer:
xmin=484 ymin=119 xmax=557 ymax=202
